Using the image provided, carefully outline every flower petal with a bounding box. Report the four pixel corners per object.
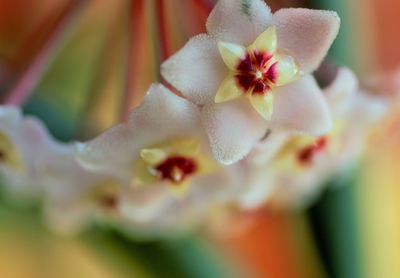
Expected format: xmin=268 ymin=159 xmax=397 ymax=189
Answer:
xmin=324 ymin=67 xmax=358 ymax=106
xmin=271 ymin=75 xmax=332 ymax=134
xmin=249 ymin=92 xmax=274 ymax=120
xmin=250 ymin=26 xmax=277 ymax=53
xmin=201 ymin=99 xmax=266 ymax=164
xmin=118 ymin=185 xmax=172 ymax=223
xmin=218 ymin=42 xmax=246 ymax=70
xmin=237 ymin=165 xmax=275 ymax=209
xmin=76 ymin=84 xmax=201 ymax=178
xmin=161 ymin=34 xmax=226 ymax=105
xmin=206 ymin=0 xmax=273 ymax=46
xmin=274 ymin=50 xmax=300 ymax=86
xmin=215 ymin=75 xmax=243 ymax=103
xmin=75 ymin=124 xmax=136 ymax=178
xmin=273 ymin=8 xmax=340 ymax=73
xmin=0 ymin=105 xmax=22 ymax=124
xmin=249 ymin=130 xmax=291 ymax=164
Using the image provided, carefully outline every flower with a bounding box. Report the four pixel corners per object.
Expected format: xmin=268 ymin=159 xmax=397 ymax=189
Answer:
xmin=75 ymin=84 xmax=240 ymax=237
xmin=161 ymin=0 xmax=340 ymax=164
xmin=0 ymin=106 xmax=122 ymax=234
xmin=237 ymin=68 xmax=388 ymax=209
xmin=41 ymin=143 xmax=122 ymax=235
xmin=0 ymin=106 xmax=56 ymax=199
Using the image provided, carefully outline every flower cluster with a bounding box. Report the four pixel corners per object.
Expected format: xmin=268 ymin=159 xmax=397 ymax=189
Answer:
xmin=0 ymin=0 xmax=388 ymax=237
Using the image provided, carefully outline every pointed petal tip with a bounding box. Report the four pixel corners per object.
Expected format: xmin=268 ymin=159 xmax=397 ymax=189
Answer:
xmin=274 ymin=8 xmax=341 ymax=73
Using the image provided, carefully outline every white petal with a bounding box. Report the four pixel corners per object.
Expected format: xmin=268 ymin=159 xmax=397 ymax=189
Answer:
xmin=324 ymin=67 xmax=358 ymax=110
xmin=249 ymin=130 xmax=291 ymax=164
xmin=0 ymin=105 xmax=22 ymax=124
xmin=76 ymin=84 xmax=201 ymax=178
xmin=206 ymin=0 xmax=273 ymax=46
xmin=237 ymin=165 xmax=275 ymax=209
xmin=161 ymin=34 xmax=226 ymax=105
xmin=271 ymin=75 xmax=332 ymax=135
xmin=273 ymin=8 xmax=340 ymax=73
xmin=128 ymin=84 xmax=201 ymax=141
xmin=201 ymin=99 xmax=267 ymax=164
xmin=118 ymin=185 xmax=172 ymax=223
xmin=75 ymin=124 xmax=136 ymax=178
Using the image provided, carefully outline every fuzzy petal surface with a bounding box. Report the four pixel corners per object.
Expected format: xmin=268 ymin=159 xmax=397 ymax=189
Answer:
xmin=273 ymin=8 xmax=340 ymax=73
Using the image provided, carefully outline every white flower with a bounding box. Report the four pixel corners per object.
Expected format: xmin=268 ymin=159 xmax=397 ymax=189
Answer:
xmin=161 ymin=0 xmax=340 ymax=164
xmin=0 ymin=106 xmax=121 ymax=235
xmin=0 ymin=106 xmax=55 ymax=199
xmin=237 ymin=68 xmax=388 ymax=209
xmin=75 ymin=84 xmax=240 ymax=238
xmin=41 ymin=143 xmax=121 ymax=236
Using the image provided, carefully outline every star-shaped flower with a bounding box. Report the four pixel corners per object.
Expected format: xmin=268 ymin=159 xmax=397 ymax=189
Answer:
xmin=75 ymin=84 xmax=240 ymax=237
xmin=161 ymin=0 xmax=340 ymax=164
xmin=237 ymin=68 xmax=388 ymax=209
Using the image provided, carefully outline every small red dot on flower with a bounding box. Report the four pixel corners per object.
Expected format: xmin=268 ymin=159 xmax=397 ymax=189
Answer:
xmin=155 ymin=156 xmax=197 ymax=184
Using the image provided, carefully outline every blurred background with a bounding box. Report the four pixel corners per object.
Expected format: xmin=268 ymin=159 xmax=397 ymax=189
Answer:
xmin=0 ymin=0 xmax=400 ymax=277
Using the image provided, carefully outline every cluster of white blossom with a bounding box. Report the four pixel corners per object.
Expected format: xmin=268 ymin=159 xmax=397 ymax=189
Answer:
xmin=0 ymin=0 xmax=388 ymax=238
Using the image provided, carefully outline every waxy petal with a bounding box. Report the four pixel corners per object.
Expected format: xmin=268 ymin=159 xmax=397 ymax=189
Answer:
xmin=140 ymin=148 xmax=168 ymax=166
xmin=324 ymin=67 xmax=358 ymax=104
xmin=119 ymin=185 xmax=171 ymax=223
xmin=161 ymin=34 xmax=226 ymax=105
xmin=249 ymin=92 xmax=274 ymax=120
xmin=201 ymin=99 xmax=266 ymax=164
xmin=76 ymin=84 xmax=201 ymax=179
xmin=250 ymin=26 xmax=277 ymax=54
xmin=273 ymin=8 xmax=340 ymax=73
xmin=218 ymin=42 xmax=246 ymax=70
xmin=275 ymin=51 xmax=300 ymax=86
xmin=75 ymin=124 xmax=135 ymax=178
xmin=207 ymin=0 xmax=273 ymax=46
xmin=271 ymin=75 xmax=332 ymax=134
xmin=215 ymin=76 xmax=243 ymax=103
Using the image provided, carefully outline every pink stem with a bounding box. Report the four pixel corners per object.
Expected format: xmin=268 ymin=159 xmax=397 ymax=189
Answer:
xmin=4 ymin=0 xmax=87 ymax=106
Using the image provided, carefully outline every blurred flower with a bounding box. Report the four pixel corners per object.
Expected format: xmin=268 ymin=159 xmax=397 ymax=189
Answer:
xmin=237 ymin=68 xmax=388 ymax=209
xmin=161 ymin=0 xmax=340 ymax=165
xmin=41 ymin=143 xmax=121 ymax=236
xmin=75 ymin=84 xmax=240 ymax=238
xmin=0 ymin=105 xmax=56 ymax=199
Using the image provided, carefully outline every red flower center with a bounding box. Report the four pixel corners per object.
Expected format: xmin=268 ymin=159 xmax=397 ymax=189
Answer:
xmin=297 ymin=136 xmax=328 ymax=165
xmin=235 ymin=51 xmax=278 ymax=95
xmin=155 ymin=156 xmax=198 ymax=184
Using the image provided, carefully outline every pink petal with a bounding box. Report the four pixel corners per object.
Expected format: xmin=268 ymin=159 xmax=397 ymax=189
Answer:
xmin=201 ymin=99 xmax=266 ymax=165
xmin=206 ymin=0 xmax=273 ymax=46
xmin=273 ymin=8 xmax=340 ymax=73
xmin=271 ymin=75 xmax=332 ymax=135
xmin=161 ymin=34 xmax=226 ymax=105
